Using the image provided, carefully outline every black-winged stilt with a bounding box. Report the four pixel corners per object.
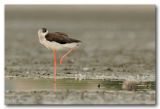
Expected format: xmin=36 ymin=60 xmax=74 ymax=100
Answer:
xmin=38 ymin=27 xmax=81 ymax=92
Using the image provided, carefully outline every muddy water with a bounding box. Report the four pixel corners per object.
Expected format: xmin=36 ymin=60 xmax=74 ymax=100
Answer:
xmin=6 ymin=79 xmax=121 ymax=91
xmin=5 ymin=79 xmax=155 ymax=91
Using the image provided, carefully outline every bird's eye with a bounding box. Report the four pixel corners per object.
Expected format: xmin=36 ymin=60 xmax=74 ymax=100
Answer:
xmin=42 ymin=28 xmax=47 ymax=33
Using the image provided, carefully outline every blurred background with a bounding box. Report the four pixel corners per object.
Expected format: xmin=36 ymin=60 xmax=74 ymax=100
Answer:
xmin=5 ymin=5 xmax=155 ymax=80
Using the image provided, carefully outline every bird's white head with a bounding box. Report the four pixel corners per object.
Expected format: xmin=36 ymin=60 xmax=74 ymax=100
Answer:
xmin=38 ymin=27 xmax=48 ymax=37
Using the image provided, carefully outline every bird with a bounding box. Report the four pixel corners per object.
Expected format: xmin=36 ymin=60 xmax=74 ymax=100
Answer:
xmin=38 ymin=27 xmax=81 ymax=92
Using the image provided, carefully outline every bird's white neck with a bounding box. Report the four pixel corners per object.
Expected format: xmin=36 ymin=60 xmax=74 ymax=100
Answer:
xmin=38 ymin=30 xmax=48 ymax=44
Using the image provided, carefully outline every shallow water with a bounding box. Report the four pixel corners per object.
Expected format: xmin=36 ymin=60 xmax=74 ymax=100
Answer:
xmin=5 ymin=78 xmax=155 ymax=91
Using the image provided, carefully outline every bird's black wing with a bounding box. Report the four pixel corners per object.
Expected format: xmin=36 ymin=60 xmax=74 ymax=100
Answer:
xmin=54 ymin=32 xmax=69 ymax=37
xmin=45 ymin=32 xmax=81 ymax=44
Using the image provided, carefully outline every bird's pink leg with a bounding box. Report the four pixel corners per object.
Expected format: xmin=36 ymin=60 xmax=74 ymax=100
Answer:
xmin=53 ymin=49 xmax=57 ymax=93
xmin=60 ymin=48 xmax=75 ymax=64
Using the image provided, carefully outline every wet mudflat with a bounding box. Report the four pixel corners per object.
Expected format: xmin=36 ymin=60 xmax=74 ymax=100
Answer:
xmin=6 ymin=90 xmax=155 ymax=104
xmin=5 ymin=5 xmax=156 ymax=104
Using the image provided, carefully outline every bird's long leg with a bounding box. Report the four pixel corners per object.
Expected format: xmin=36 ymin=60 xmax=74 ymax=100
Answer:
xmin=60 ymin=48 xmax=75 ymax=65
xmin=53 ymin=49 xmax=57 ymax=93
